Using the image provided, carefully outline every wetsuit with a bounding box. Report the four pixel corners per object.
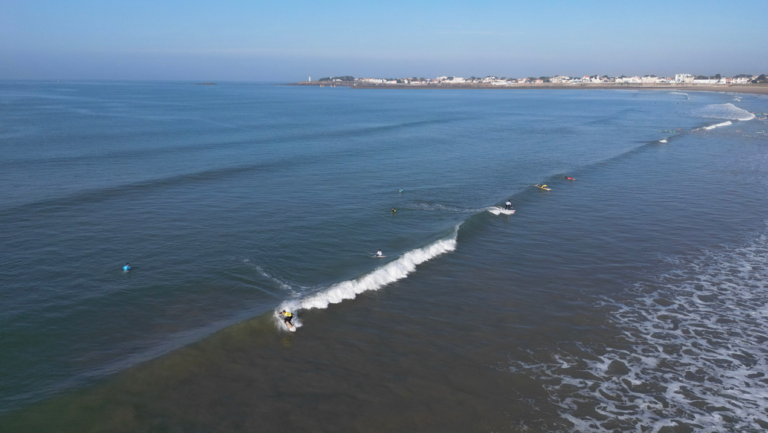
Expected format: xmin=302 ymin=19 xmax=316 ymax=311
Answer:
xmin=282 ymin=312 xmax=293 ymax=325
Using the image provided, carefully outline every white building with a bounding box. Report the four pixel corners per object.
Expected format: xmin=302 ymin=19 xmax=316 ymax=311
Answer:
xmin=550 ymin=75 xmax=570 ymax=84
xmin=674 ymin=74 xmax=695 ymax=83
xmin=641 ymin=75 xmax=659 ymax=84
xmin=693 ymin=78 xmax=719 ymax=84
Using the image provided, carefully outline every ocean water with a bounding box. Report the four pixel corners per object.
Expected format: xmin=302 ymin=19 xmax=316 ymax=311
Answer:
xmin=1 ymin=82 xmax=767 ymax=432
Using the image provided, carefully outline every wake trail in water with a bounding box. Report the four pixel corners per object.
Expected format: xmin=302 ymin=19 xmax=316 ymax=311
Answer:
xmin=248 ymin=262 xmax=300 ymax=296
xmin=407 ymin=202 xmax=516 ymax=216
xmin=405 ymin=202 xmax=491 ymax=213
xmin=275 ymin=226 xmax=460 ymax=326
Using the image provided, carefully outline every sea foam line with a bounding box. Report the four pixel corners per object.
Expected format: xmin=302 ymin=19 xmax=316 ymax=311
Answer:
xmin=276 ymin=226 xmax=460 ymax=321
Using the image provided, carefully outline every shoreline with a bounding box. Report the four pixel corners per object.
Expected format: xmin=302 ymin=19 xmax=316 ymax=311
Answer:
xmin=286 ymin=81 xmax=768 ymax=95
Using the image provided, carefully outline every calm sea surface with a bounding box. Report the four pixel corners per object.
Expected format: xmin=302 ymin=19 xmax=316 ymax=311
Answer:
xmin=1 ymin=82 xmax=767 ymax=432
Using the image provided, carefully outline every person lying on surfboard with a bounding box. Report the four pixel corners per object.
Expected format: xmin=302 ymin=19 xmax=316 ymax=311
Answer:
xmin=279 ymin=310 xmax=294 ymax=328
xmin=564 ymin=176 xmax=574 ymax=181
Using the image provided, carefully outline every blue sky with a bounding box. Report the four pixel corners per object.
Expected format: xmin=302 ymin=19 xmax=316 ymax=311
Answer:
xmin=1 ymin=0 xmax=766 ymax=81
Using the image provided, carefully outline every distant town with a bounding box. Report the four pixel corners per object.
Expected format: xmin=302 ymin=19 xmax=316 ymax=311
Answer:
xmin=293 ymin=73 xmax=768 ymax=88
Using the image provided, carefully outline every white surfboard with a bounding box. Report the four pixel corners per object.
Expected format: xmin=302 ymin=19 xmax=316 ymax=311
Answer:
xmin=277 ymin=313 xmax=297 ymax=332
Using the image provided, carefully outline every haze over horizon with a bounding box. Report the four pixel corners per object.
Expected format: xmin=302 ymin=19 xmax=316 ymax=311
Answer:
xmin=2 ymin=0 xmax=766 ymax=82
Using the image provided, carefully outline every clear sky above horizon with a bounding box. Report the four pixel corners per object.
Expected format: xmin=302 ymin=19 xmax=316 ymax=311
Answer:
xmin=2 ymin=0 xmax=766 ymax=81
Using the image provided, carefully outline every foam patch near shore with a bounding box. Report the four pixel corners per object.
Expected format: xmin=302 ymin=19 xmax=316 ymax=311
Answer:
xmin=508 ymin=226 xmax=768 ymax=432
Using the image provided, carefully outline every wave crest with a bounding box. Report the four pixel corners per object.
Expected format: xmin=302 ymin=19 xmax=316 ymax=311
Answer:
xmin=702 ymin=120 xmax=732 ymax=130
xmin=277 ymin=227 xmax=459 ymax=318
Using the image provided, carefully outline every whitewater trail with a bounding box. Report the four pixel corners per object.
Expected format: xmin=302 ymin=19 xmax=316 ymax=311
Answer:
xmin=275 ymin=226 xmax=460 ymax=326
xmin=701 ymin=121 xmax=733 ymax=130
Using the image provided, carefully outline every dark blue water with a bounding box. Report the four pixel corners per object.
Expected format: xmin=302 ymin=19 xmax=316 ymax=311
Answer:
xmin=1 ymin=83 xmax=767 ymax=432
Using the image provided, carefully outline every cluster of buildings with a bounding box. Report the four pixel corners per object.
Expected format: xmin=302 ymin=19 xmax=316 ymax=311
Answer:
xmin=350 ymin=74 xmax=761 ymax=86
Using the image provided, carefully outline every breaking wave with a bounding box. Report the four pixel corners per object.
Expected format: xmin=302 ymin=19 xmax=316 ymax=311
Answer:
xmin=276 ymin=226 xmax=460 ymax=324
xmin=702 ymin=121 xmax=733 ymax=130
xmin=695 ymin=103 xmax=755 ymax=121
xmin=509 ymin=226 xmax=768 ymax=432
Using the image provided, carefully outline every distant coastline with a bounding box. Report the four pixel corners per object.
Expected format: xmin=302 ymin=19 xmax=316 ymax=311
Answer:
xmin=286 ymin=81 xmax=768 ymax=95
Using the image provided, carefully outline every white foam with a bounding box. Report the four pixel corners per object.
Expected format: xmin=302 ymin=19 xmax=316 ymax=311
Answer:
xmin=659 ymin=139 xmax=668 ymax=143
xmin=276 ymin=227 xmax=459 ymax=319
xmin=695 ymin=103 xmax=756 ymax=121
xmin=487 ymin=207 xmax=516 ymax=215
xmin=702 ymin=120 xmax=732 ymax=130
xmin=508 ymin=225 xmax=768 ymax=431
